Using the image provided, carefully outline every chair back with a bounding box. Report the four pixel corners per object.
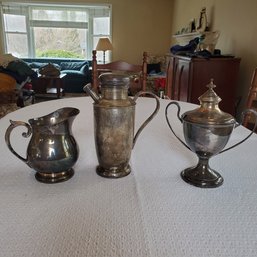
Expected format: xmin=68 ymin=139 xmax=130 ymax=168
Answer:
xmin=91 ymin=50 xmax=147 ymax=94
xmin=0 ymin=73 xmax=18 ymax=118
xmin=243 ymin=67 xmax=257 ymax=128
xmin=0 ymin=73 xmax=16 ymax=92
xmin=0 ymin=73 xmax=17 ymax=103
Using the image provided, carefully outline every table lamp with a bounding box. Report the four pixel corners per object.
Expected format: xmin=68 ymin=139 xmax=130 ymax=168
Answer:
xmin=96 ymin=38 xmax=113 ymax=64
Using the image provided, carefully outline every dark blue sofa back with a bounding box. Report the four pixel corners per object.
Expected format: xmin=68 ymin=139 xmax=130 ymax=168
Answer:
xmin=22 ymin=58 xmax=92 ymax=67
xmin=22 ymin=58 xmax=92 ymax=93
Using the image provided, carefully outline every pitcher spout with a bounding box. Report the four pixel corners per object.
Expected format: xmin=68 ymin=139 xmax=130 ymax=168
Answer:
xmin=84 ymin=83 xmax=100 ymax=103
xmin=29 ymin=107 xmax=80 ymax=127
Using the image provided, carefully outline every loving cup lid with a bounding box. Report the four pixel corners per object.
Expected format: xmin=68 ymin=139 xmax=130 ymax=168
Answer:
xmin=182 ymin=79 xmax=236 ymax=125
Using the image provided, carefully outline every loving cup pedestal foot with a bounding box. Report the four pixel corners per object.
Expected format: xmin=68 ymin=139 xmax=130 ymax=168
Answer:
xmin=181 ymin=165 xmax=223 ymax=188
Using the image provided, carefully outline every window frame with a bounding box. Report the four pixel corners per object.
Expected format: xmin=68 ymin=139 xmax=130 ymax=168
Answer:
xmin=0 ymin=2 xmax=112 ymax=59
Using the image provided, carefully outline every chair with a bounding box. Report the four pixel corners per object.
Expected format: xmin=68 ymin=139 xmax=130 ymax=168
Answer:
xmin=0 ymin=73 xmax=19 ymax=118
xmin=91 ymin=50 xmax=147 ymax=95
xmin=17 ymin=83 xmax=35 ymax=107
xmin=0 ymin=73 xmax=35 ymax=118
xmin=243 ymin=67 xmax=257 ymax=129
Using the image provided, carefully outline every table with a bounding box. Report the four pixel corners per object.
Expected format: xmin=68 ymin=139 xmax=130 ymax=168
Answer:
xmin=1 ymin=97 xmax=257 ymax=257
xmin=32 ymin=73 xmax=66 ymax=98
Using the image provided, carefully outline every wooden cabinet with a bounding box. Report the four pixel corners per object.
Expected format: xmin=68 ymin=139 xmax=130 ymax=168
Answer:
xmin=166 ymin=54 xmax=241 ymax=115
xmin=243 ymin=68 xmax=257 ymax=129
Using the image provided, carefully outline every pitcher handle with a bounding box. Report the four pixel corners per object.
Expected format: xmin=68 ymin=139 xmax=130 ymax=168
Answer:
xmin=5 ymin=120 xmax=32 ymax=163
xmin=220 ymin=109 xmax=257 ymax=154
xmin=132 ymin=91 xmax=160 ymax=148
xmin=165 ymin=101 xmax=191 ymax=150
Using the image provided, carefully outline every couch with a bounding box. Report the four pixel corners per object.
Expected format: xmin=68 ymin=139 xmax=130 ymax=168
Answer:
xmin=23 ymin=58 xmax=92 ymax=93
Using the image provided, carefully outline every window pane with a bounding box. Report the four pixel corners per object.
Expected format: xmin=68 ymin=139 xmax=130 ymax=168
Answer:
xmin=4 ymin=14 xmax=26 ymax=32
xmin=5 ymin=33 xmax=28 ymax=57
xmin=2 ymin=3 xmax=111 ymax=59
xmin=32 ymin=9 xmax=88 ymax=22
xmin=93 ymin=17 xmax=110 ymax=35
xmin=33 ymin=27 xmax=87 ymax=59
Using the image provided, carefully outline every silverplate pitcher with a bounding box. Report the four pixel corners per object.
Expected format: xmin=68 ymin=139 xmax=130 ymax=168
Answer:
xmin=165 ymin=79 xmax=257 ymax=188
xmin=5 ymin=107 xmax=80 ymax=183
xmin=84 ymin=73 xmax=160 ymax=178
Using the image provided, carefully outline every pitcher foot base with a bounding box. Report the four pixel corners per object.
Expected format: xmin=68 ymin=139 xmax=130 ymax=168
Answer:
xmin=181 ymin=166 xmax=223 ymax=188
xmin=96 ymin=165 xmax=131 ymax=178
xmin=35 ymin=168 xmax=74 ymax=183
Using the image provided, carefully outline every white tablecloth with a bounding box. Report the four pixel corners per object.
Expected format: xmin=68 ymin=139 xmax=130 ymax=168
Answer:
xmin=0 ymin=96 xmax=257 ymax=257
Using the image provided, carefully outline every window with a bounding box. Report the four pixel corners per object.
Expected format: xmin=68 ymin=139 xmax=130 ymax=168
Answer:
xmin=0 ymin=2 xmax=112 ymax=60
xmin=93 ymin=17 xmax=111 ymax=62
xmin=3 ymin=13 xmax=28 ymax=57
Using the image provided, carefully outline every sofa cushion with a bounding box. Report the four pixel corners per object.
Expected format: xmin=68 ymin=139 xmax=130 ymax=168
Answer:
xmin=29 ymin=62 xmax=48 ymax=68
xmin=80 ymin=63 xmax=89 ymax=74
xmin=60 ymin=61 xmax=88 ymax=71
xmin=29 ymin=62 xmax=60 ymax=70
xmin=61 ymin=70 xmax=85 ymax=77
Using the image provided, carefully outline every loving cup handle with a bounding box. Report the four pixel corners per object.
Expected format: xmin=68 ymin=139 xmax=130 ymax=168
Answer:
xmin=5 ymin=120 xmax=32 ymax=163
xmin=165 ymin=101 xmax=191 ymax=151
xmin=132 ymin=91 xmax=160 ymax=148
xmin=166 ymin=103 xmax=257 ymax=154
xmin=220 ymin=109 xmax=257 ymax=154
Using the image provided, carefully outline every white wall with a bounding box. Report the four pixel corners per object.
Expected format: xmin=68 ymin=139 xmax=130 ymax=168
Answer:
xmin=171 ymin=0 xmax=257 ymax=117
xmin=0 ymin=0 xmax=174 ymax=64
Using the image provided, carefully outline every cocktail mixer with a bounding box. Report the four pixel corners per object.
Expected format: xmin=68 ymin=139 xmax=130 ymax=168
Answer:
xmin=84 ymin=73 xmax=160 ymax=178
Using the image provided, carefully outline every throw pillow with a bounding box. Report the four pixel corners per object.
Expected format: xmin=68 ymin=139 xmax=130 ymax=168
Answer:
xmin=7 ymin=60 xmax=35 ymax=76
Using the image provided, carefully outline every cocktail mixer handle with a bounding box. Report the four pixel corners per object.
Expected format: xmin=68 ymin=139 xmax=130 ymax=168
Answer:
xmin=5 ymin=120 xmax=32 ymax=164
xmin=133 ymin=91 xmax=160 ymax=148
xmin=220 ymin=108 xmax=257 ymax=154
xmin=165 ymin=101 xmax=191 ymax=150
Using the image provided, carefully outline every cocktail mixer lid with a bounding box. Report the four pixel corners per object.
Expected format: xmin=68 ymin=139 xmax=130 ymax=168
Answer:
xmin=99 ymin=73 xmax=130 ymax=87
xmin=182 ymin=79 xmax=236 ymax=125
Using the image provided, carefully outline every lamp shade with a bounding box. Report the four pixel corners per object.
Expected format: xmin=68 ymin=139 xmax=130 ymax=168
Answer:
xmin=96 ymin=38 xmax=113 ymax=51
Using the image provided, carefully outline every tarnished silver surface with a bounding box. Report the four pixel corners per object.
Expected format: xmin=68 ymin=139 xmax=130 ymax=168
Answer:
xmin=84 ymin=73 xmax=160 ymax=178
xmin=5 ymin=107 xmax=80 ymax=183
xmin=165 ymin=80 xmax=257 ymax=188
